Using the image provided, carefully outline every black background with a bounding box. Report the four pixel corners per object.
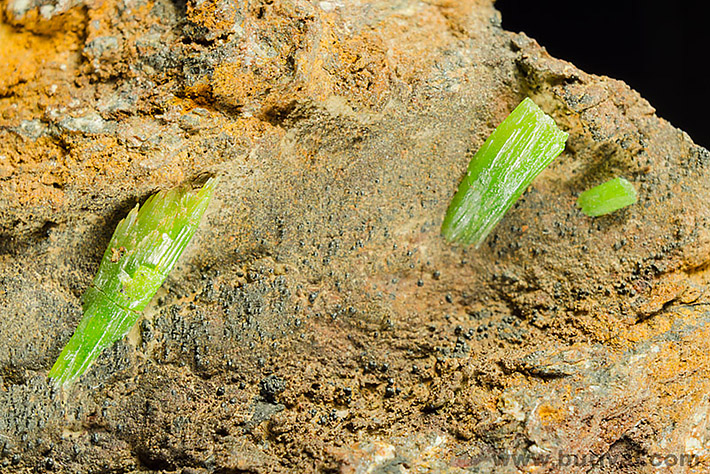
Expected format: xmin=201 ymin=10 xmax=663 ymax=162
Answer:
xmin=496 ymin=0 xmax=709 ymax=148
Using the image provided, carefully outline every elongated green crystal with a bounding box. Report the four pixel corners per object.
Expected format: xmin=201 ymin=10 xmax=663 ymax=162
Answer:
xmin=49 ymin=178 xmax=217 ymax=387
xmin=577 ymin=177 xmax=637 ymax=217
xmin=441 ymin=98 xmax=568 ymax=247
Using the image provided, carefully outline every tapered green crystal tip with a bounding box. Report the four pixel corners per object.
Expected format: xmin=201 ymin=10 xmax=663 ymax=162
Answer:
xmin=49 ymin=177 xmax=217 ymax=387
xmin=577 ymin=177 xmax=637 ymax=217
xmin=441 ymin=98 xmax=568 ymax=247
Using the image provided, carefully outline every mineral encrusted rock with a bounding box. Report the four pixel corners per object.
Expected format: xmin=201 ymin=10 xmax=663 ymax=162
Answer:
xmin=1 ymin=0 xmax=709 ymax=472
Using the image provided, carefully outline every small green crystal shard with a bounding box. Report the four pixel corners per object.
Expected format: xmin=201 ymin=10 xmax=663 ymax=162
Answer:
xmin=577 ymin=177 xmax=637 ymax=217
xmin=441 ymin=98 xmax=568 ymax=247
xmin=48 ymin=178 xmax=217 ymax=387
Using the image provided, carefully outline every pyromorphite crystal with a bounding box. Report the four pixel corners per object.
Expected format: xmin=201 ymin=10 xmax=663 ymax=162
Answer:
xmin=48 ymin=178 xmax=217 ymax=387
xmin=441 ymin=98 xmax=568 ymax=247
xmin=577 ymin=177 xmax=637 ymax=217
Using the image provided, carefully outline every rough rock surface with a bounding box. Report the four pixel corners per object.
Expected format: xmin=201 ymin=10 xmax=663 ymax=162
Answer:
xmin=1 ymin=0 xmax=709 ymax=472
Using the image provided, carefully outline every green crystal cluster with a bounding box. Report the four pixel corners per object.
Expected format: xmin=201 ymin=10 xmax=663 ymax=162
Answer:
xmin=48 ymin=178 xmax=217 ymax=387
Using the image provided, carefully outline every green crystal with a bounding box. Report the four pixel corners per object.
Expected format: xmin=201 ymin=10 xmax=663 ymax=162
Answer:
xmin=48 ymin=178 xmax=217 ymax=387
xmin=577 ymin=177 xmax=637 ymax=217
xmin=441 ymin=98 xmax=568 ymax=247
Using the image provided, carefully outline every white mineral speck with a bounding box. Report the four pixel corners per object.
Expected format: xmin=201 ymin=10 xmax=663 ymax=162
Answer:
xmin=59 ymin=113 xmax=106 ymax=134
xmin=40 ymin=4 xmax=54 ymax=18
xmin=9 ymin=0 xmax=31 ymax=17
xmin=685 ymin=437 xmax=702 ymax=454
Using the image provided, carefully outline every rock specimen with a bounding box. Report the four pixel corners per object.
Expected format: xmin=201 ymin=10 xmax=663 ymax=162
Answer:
xmin=1 ymin=0 xmax=709 ymax=472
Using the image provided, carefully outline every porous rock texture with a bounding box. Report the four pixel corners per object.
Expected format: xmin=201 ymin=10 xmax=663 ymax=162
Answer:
xmin=1 ymin=0 xmax=709 ymax=472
